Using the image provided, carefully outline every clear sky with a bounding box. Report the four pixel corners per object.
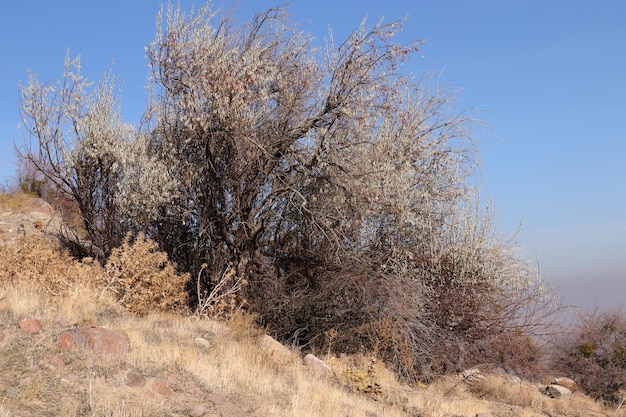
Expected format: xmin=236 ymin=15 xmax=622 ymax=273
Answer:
xmin=1 ymin=1 xmax=624 ymax=310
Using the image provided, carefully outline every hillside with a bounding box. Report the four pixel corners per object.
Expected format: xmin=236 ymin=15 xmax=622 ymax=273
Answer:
xmin=0 ymin=193 xmax=621 ymax=417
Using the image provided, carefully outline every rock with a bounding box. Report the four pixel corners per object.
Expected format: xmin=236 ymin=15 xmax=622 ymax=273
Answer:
xmin=462 ymin=368 xmax=485 ymax=383
xmin=492 ymin=367 xmax=507 ymax=375
xmin=205 ymin=392 xmax=227 ymax=407
xmin=552 ymin=377 xmax=577 ymax=393
xmin=42 ymin=354 xmax=65 ymax=371
xmin=126 ymin=368 xmax=146 ymax=387
xmin=25 ymin=197 xmax=54 ymax=217
xmin=507 ymin=375 xmax=522 ymax=384
xmin=189 ymin=403 xmax=207 ymax=417
xmin=147 ymin=377 xmax=174 ymax=396
xmin=19 ymin=318 xmax=43 ymax=334
xmin=58 ymin=326 xmax=130 ymax=357
xmin=259 ymin=335 xmax=293 ymax=360
xmin=545 ymin=384 xmax=572 ymax=398
xmin=194 ymin=337 xmax=212 ymax=349
xmin=60 ymin=374 xmax=81 ymax=385
xmin=303 ymin=353 xmax=331 ymax=375
xmin=476 ymin=414 xmax=492 ymax=417
xmin=0 ymin=330 xmax=5 ymax=342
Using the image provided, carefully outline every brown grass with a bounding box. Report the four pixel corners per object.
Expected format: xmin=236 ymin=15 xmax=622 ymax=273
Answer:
xmin=0 ymin=191 xmax=33 ymax=211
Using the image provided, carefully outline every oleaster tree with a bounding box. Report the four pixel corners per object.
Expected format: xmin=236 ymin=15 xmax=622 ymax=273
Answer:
xmin=18 ymin=3 xmax=557 ymax=382
xmin=18 ymin=55 xmax=174 ymax=257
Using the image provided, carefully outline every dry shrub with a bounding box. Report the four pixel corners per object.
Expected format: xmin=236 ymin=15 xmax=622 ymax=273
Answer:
xmin=103 ymin=233 xmax=189 ymax=316
xmin=551 ymin=308 xmax=626 ymax=404
xmin=225 ymin=310 xmax=265 ymax=342
xmin=0 ymin=234 xmax=101 ymax=296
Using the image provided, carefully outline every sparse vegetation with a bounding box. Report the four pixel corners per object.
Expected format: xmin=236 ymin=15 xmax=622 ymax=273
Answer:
xmin=552 ymin=308 xmax=626 ymax=404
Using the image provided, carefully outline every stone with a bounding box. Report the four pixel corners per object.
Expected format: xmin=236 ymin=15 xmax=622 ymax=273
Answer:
xmin=58 ymin=326 xmax=130 ymax=357
xmin=551 ymin=377 xmax=577 ymax=393
xmin=194 ymin=337 xmax=212 ymax=349
xmin=462 ymin=368 xmax=485 ymax=383
xmin=205 ymin=392 xmax=227 ymax=407
xmin=189 ymin=403 xmax=207 ymax=417
xmin=545 ymin=384 xmax=572 ymax=398
xmin=19 ymin=318 xmax=43 ymax=334
xmin=259 ymin=335 xmax=293 ymax=360
xmin=303 ymin=353 xmax=331 ymax=375
xmin=148 ymin=377 xmax=174 ymax=396
xmin=60 ymin=374 xmax=81 ymax=385
xmin=0 ymin=330 xmax=5 ymax=342
xmin=25 ymin=197 xmax=54 ymax=217
xmin=42 ymin=354 xmax=65 ymax=371
xmin=507 ymin=375 xmax=522 ymax=384
xmin=126 ymin=368 xmax=146 ymax=387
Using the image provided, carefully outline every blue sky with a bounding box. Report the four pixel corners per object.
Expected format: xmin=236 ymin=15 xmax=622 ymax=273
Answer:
xmin=1 ymin=1 xmax=624 ymax=309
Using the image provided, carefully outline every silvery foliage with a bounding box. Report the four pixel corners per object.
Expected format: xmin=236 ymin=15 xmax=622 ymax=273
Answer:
xmin=19 ymin=54 xmax=176 ymax=240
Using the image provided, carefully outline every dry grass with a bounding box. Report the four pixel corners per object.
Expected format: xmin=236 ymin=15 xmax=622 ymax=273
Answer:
xmin=0 ymin=191 xmax=33 ymax=211
xmin=0 ymin=196 xmax=625 ymax=416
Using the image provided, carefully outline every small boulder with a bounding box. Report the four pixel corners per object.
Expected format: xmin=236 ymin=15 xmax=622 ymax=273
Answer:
xmin=25 ymin=197 xmax=54 ymax=217
xmin=259 ymin=335 xmax=293 ymax=360
xmin=60 ymin=374 xmax=81 ymax=386
xmin=19 ymin=318 xmax=43 ymax=334
xmin=545 ymin=384 xmax=572 ymax=398
xmin=42 ymin=354 xmax=65 ymax=371
xmin=507 ymin=375 xmax=522 ymax=384
xmin=552 ymin=377 xmax=577 ymax=393
xmin=147 ymin=377 xmax=174 ymax=396
xmin=194 ymin=337 xmax=212 ymax=349
xmin=462 ymin=368 xmax=485 ymax=383
xmin=126 ymin=368 xmax=146 ymax=387
xmin=59 ymin=326 xmax=130 ymax=357
xmin=303 ymin=353 xmax=331 ymax=375
xmin=188 ymin=403 xmax=207 ymax=417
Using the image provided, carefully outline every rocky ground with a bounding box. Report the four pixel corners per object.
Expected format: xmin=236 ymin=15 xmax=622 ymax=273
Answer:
xmin=0 ymin=194 xmax=60 ymax=246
